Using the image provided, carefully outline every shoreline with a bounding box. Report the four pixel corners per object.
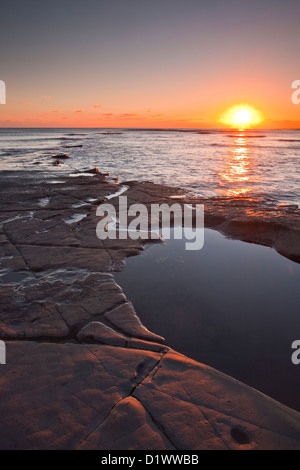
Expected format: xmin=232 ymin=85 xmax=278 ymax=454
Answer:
xmin=0 ymin=171 xmax=300 ymax=449
xmin=1 ymin=127 xmax=299 ymax=209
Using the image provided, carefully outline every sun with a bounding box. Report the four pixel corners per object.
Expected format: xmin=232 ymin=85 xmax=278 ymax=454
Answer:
xmin=220 ymin=104 xmax=263 ymax=130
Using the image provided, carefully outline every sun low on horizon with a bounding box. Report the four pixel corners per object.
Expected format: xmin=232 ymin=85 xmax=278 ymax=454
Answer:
xmin=220 ymin=104 xmax=264 ymax=130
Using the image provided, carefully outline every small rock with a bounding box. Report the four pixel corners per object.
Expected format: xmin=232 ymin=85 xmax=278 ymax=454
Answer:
xmin=77 ymin=321 xmax=127 ymax=347
xmin=51 ymin=154 xmax=69 ymax=159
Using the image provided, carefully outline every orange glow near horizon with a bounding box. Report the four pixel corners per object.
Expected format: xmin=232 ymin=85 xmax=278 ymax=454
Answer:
xmin=1 ymin=97 xmax=300 ymax=129
xmin=220 ymin=104 xmax=264 ymax=130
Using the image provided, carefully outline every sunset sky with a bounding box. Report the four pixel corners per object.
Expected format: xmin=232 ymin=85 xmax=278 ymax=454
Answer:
xmin=0 ymin=0 xmax=299 ymax=128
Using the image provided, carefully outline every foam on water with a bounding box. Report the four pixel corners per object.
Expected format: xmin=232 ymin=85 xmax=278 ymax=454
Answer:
xmin=0 ymin=128 xmax=299 ymax=205
xmin=63 ymin=213 xmax=87 ymax=224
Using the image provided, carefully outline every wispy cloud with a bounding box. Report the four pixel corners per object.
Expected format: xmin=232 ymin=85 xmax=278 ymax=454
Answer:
xmin=40 ymin=110 xmax=59 ymax=117
xmin=119 ymin=113 xmax=138 ymax=118
xmin=19 ymin=101 xmax=34 ymax=106
xmin=40 ymin=95 xmax=51 ymax=100
xmin=100 ymin=112 xmax=139 ymax=119
xmin=93 ymin=105 xmax=102 ymax=109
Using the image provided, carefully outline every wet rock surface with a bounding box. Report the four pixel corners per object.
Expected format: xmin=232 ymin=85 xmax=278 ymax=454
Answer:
xmin=188 ymin=195 xmax=300 ymax=263
xmin=0 ymin=172 xmax=299 ymax=449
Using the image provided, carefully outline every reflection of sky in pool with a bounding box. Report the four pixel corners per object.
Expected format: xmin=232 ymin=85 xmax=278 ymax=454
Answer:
xmin=115 ymin=228 xmax=300 ymax=412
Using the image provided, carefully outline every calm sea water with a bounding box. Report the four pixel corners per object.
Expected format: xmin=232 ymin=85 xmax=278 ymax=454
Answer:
xmin=0 ymin=128 xmax=299 ymax=205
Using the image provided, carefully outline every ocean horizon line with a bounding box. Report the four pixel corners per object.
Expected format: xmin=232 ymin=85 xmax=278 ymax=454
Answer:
xmin=0 ymin=126 xmax=299 ymax=131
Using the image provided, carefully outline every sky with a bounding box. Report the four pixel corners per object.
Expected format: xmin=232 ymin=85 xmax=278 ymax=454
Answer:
xmin=0 ymin=0 xmax=300 ymax=128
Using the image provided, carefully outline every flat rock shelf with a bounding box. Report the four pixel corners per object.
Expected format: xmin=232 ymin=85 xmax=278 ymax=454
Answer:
xmin=0 ymin=172 xmax=300 ymax=450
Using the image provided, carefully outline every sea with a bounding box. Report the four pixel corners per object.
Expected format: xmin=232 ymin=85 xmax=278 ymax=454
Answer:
xmin=0 ymin=127 xmax=299 ymax=206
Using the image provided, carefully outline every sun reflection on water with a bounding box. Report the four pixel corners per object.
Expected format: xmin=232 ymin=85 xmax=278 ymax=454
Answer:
xmin=218 ymin=132 xmax=260 ymax=197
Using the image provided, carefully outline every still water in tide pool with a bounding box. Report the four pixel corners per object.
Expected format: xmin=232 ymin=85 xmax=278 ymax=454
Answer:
xmin=115 ymin=228 xmax=300 ymax=412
